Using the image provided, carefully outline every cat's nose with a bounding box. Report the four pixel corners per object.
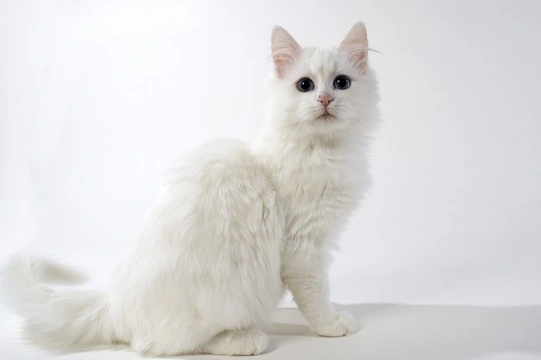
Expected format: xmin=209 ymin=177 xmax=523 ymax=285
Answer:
xmin=317 ymin=93 xmax=335 ymax=107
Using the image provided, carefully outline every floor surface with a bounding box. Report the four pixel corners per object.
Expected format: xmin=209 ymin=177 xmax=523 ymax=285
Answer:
xmin=1 ymin=303 xmax=540 ymax=360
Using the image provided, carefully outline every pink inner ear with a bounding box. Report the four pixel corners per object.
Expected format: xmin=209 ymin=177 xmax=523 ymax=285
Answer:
xmin=271 ymin=26 xmax=301 ymax=78
xmin=273 ymin=55 xmax=294 ymax=78
xmin=340 ymin=22 xmax=369 ymax=71
xmin=340 ymin=45 xmax=368 ymax=72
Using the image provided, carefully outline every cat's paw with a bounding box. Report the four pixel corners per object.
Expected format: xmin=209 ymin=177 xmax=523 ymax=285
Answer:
xmin=312 ymin=311 xmax=360 ymax=337
xmin=236 ymin=330 xmax=268 ymax=356
xmin=202 ymin=329 xmax=268 ymax=356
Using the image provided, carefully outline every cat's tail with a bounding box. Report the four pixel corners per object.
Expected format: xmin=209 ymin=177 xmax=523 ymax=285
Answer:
xmin=1 ymin=253 xmax=118 ymax=350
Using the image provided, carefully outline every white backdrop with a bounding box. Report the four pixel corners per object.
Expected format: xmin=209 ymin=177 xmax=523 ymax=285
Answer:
xmin=1 ymin=1 xmax=541 ymax=359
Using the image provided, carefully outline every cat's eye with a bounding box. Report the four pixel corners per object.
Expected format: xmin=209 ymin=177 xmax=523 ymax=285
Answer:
xmin=296 ymin=78 xmax=315 ymax=92
xmin=333 ymin=75 xmax=351 ymax=90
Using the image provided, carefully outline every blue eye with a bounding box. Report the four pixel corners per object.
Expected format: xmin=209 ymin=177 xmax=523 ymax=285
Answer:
xmin=297 ymin=78 xmax=315 ymax=92
xmin=333 ymin=75 xmax=351 ymax=90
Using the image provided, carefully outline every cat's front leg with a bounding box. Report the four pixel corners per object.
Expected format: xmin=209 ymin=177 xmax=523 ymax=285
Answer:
xmin=281 ymin=246 xmax=359 ymax=337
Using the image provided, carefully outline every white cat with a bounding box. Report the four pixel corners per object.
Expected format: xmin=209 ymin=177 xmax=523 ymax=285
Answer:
xmin=2 ymin=22 xmax=379 ymax=356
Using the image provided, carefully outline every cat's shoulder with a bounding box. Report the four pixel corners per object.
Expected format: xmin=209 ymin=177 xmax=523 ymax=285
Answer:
xmin=172 ymin=138 xmax=271 ymax=189
xmin=190 ymin=138 xmax=255 ymax=168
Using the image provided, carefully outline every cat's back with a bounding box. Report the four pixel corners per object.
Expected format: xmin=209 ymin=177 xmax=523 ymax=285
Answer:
xmin=113 ymin=138 xmax=285 ymax=328
xmin=115 ymin=138 xmax=284 ymax=280
xmin=144 ymin=138 xmax=282 ymax=248
xmin=163 ymin=139 xmax=277 ymax=210
xmin=173 ymin=139 xmax=267 ymax=187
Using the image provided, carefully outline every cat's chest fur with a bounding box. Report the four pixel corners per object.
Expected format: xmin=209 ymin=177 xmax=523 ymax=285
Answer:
xmin=261 ymin=142 xmax=366 ymax=242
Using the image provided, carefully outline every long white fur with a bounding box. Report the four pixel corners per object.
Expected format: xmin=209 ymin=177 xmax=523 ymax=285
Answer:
xmin=1 ymin=22 xmax=379 ymax=356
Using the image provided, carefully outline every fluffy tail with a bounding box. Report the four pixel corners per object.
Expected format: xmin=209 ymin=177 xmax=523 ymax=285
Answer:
xmin=1 ymin=253 xmax=117 ymax=350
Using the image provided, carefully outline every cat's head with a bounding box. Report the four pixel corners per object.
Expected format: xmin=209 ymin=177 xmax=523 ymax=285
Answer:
xmin=267 ymin=22 xmax=379 ymax=138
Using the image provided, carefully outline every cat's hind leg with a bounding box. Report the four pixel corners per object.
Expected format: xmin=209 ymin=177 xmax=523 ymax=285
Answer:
xmin=200 ymin=328 xmax=268 ymax=356
xmin=131 ymin=322 xmax=220 ymax=357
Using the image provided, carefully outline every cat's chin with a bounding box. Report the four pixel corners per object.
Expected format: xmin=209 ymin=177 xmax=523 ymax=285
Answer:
xmin=303 ymin=116 xmax=352 ymax=136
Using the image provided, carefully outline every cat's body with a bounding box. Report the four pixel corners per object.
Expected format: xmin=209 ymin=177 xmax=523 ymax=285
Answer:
xmin=2 ymin=22 xmax=379 ymax=356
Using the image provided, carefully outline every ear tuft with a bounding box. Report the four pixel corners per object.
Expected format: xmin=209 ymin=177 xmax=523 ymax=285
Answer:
xmin=271 ymin=26 xmax=301 ymax=78
xmin=339 ymin=22 xmax=369 ymax=72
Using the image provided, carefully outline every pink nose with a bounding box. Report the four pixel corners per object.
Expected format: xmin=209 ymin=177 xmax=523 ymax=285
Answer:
xmin=318 ymin=93 xmax=335 ymax=107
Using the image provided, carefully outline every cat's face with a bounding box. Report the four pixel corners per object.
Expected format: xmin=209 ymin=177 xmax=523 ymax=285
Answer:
xmin=268 ymin=22 xmax=378 ymax=136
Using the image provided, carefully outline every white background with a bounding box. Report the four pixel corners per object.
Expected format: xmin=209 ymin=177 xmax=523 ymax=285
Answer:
xmin=1 ymin=0 xmax=540 ymax=359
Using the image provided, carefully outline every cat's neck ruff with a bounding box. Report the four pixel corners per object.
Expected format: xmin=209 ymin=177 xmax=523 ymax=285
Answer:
xmin=255 ymin=120 xmax=368 ymax=158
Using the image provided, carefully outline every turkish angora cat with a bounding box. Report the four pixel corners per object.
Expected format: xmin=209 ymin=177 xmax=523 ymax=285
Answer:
xmin=2 ymin=22 xmax=379 ymax=356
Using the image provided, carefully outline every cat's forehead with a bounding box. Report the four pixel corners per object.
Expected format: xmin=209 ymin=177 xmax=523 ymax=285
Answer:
xmin=301 ymin=48 xmax=343 ymax=78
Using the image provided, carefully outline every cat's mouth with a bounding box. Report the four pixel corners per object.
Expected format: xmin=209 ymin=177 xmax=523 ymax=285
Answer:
xmin=317 ymin=110 xmax=336 ymax=120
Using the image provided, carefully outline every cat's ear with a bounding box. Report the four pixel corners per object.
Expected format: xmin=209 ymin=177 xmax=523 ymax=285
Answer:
xmin=271 ymin=26 xmax=302 ymax=78
xmin=339 ymin=22 xmax=369 ymax=72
